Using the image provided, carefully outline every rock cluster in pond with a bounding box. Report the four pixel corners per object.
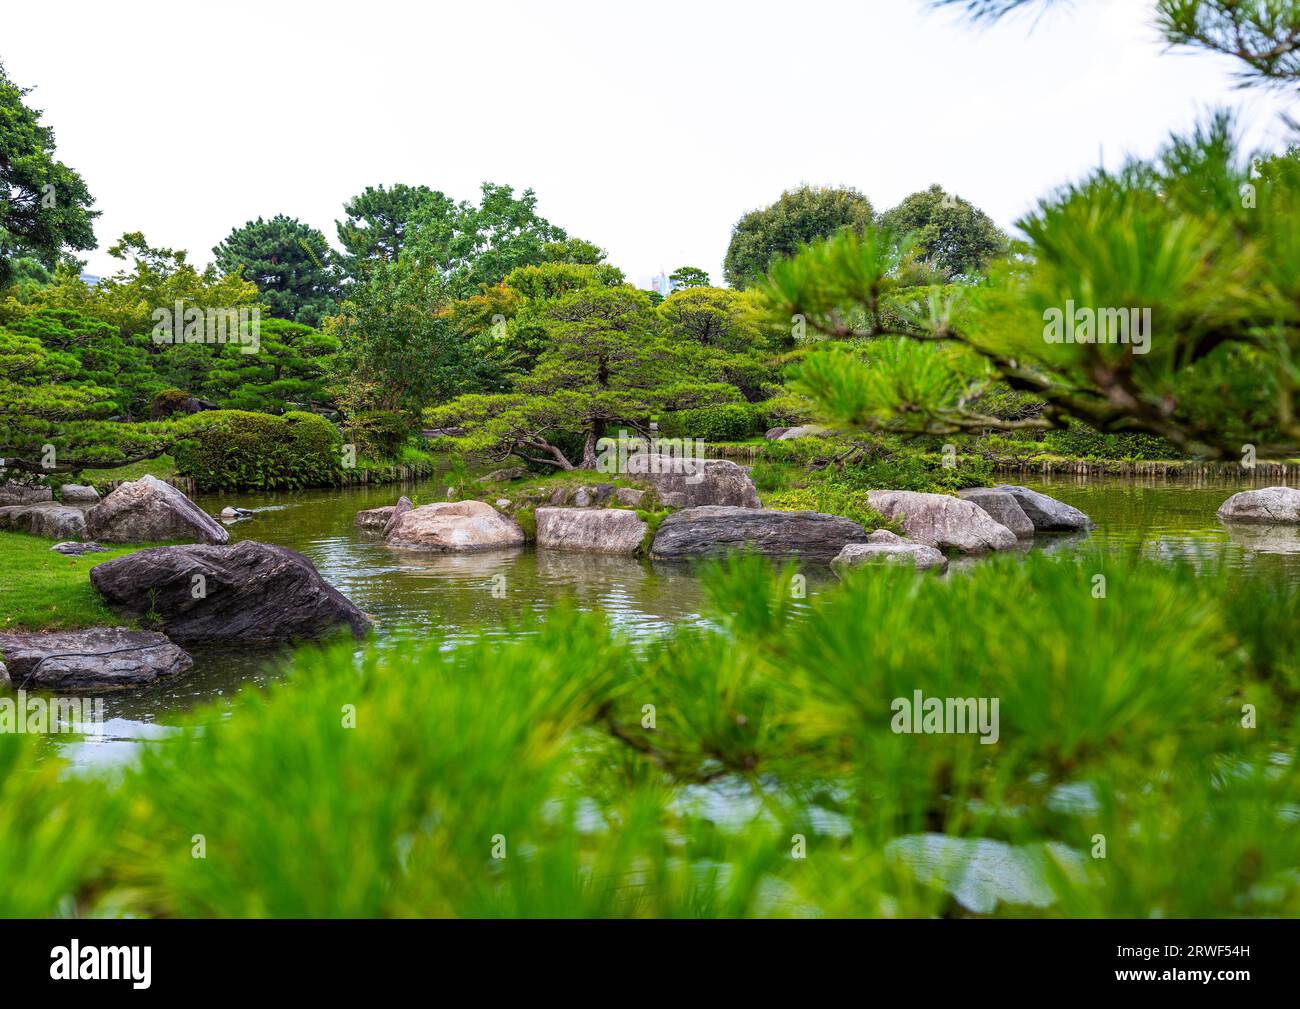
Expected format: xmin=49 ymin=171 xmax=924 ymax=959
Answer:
xmin=0 ymin=503 xmax=88 ymax=539
xmin=867 ymin=491 xmax=1019 ymax=555
xmin=649 ymin=506 xmax=868 ymax=561
xmin=85 ymin=475 xmax=228 ymax=544
xmin=0 ymin=628 xmax=193 ymax=692
xmin=831 ymin=530 xmax=949 ymax=573
xmin=957 ymin=488 xmax=1035 ymax=539
xmin=535 ymin=507 xmax=647 ymax=556
xmin=384 ymin=500 xmax=525 ymax=552
xmin=624 ymin=454 xmax=761 ymax=509
xmin=1216 ymin=485 xmax=1300 ymax=524
xmin=90 ymin=541 xmax=372 ymax=644
xmin=994 ymin=485 xmax=1093 ymax=532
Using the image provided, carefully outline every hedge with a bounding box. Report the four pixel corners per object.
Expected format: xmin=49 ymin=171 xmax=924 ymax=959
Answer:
xmin=173 ymin=410 xmax=342 ymax=491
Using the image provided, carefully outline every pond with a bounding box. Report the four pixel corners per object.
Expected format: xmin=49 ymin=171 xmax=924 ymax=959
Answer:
xmin=62 ymin=472 xmax=1300 ymax=769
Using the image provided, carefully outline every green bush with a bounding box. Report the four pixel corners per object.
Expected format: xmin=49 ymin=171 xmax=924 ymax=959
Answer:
xmin=1042 ymin=425 xmax=1176 ymax=461
xmin=342 ymin=410 xmax=412 ymax=461
xmin=761 ymin=485 xmax=895 ymax=532
xmin=173 ymin=410 xmax=342 ymax=491
xmin=150 ymin=388 xmax=195 ymax=420
xmin=659 ymin=402 xmax=759 ymax=441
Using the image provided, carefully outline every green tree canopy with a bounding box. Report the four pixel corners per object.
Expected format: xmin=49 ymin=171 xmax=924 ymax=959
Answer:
xmin=0 ymin=61 xmax=98 ymax=288
xmin=213 ymin=215 xmax=338 ymax=326
xmin=427 ymin=285 xmax=739 ymax=469
xmin=335 ymin=183 xmax=441 ymax=278
xmin=669 ymin=265 xmax=711 ymax=289
xmin=878 ymin=184 xmax=1008 ymax=276
xmin=723 ymin=185 xmax=874 ymax=289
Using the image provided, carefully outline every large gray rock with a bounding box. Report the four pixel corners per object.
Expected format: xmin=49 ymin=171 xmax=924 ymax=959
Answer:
xmin=650 ymin=506 xmax=868 ymax=561
xmin=776 ymin=425 xmax=830 ymax=440
xmin=0 ymin=482 xmax=52 ymax=506
xmin=385 ymin=500 xmax=525 ymax=552
xmin=0 ymin=628 xmax=192 ymax=692
xmin=867 ymin=491 xmax=1018 ymax=555
xmin=623 ymin=454 xmax=760 ymax=509
xmin=995 ymin=485 xmax=1093 ymax=532
xmin=615 ymin=487 xmax=646 ymax=508
xmin=355 ymin=504 xmax=395 ymax=530
xmin=0 ymin=503 xmax=88 ymax=539
xmin=831 ymin=529 xmax=949 ymax=573
xmin=381 ymin=496 xmax=413 ymax=538
xmin=60 ymin=484 xmax=100 ymax=503
xmin=89 ymin=541 xmax=371 ymax=645
xmin=1216 ymin=485 xmax=1300 ymax=525
xmin=958 ymin=488 xmax=1036 ymax=539
xmin=536 ymin=507 xmax=647 ymax=555
xmin=85 ymin=475 xmax=228 ymax=544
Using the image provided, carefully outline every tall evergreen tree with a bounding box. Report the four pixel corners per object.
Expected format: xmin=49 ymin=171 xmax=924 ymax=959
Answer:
xmin=213 ymin=215 xmax=337 ymax=326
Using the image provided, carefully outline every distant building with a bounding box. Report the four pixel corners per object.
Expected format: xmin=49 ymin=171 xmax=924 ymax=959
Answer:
xmin=648 ymin=270 xmax=673 ymax=298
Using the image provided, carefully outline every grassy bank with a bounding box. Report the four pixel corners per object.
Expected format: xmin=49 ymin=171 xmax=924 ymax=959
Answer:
xmin=0 ymin=532 xmax=144 ymax=632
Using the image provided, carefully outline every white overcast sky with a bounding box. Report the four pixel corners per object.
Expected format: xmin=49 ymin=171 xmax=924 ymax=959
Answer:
xmin=6 ymin=0 xmax=1295 ymax=286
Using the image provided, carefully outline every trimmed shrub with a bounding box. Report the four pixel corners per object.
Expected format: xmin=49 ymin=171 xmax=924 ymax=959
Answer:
xmin=659 ymin=403 xmax=759 ymax=442
xmin=173 ymin=410 xmax=342 ymax=491
xmin=1042 ymin=425 xmax=1175 ymax=461
xmin=342 ymin=410 xmax=412 ymax=461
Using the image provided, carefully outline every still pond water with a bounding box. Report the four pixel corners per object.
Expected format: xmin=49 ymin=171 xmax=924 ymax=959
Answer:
xmin=66 ymin=473 xmax=1300 ymax=768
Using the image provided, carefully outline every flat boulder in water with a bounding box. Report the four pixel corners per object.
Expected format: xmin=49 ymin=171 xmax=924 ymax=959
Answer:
xmin=994 ymin=485 xmax=1093 ymax=532
xmin=89 ymin=541 xmax=371 ymax=644
xmin=867 ymin=491 xmax=1018 ymax=555
xmin=1216 ymin=485 xmax=1300 ymax=525
xmin=650 ymin=505 xmax=867 ymax=561
xmin=384 ymin=500 xmax=525 ymax=552
xmin=0 ymin=628 xmax=192 ymax=692
xmin=957 ymin=488 xmax=1035 ymax=539
xmin=535 ymin=507 xmax=647 ymax=555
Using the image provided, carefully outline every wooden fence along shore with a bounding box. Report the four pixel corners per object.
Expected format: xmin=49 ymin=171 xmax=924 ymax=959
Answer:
xmin=990 ymin=459 xmax=1295 ymax=482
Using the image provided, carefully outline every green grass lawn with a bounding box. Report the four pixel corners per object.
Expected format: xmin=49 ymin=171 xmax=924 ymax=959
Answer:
xmin=0 ymin=532 xmax=146 ymax=633
xmin=80 ymin=454 xmax=177 ymax=487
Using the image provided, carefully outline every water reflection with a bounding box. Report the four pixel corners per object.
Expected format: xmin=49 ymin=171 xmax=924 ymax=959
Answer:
xmin=57 ymin=473 xmax=1300 ymax=767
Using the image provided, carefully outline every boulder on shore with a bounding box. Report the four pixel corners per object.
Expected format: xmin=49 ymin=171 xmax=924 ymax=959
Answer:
xmin=51 ymin=541 xmax=107 ymax=555
xmin=60 ymin=484 xmax=100 ymax=503
xmin=867 ymin=491 xmax=1018 ymax=555
xmin=650 ymin=505 xmax=868 ymax=561
xmin=0 ymin=628 xmax=192 ymax=692
xmin=384 ymin=500 xmax=525 ymax=552
xmin=994 ymin=485 xmax=1093 ymax=532
xmin=831 ymin=529 xmax=949 ymax=574
xmin=624 ymin=454 xmax=760 ymax=509
xmin=536 ymin=507 xmax=647 ymax=555
xmin=1216 ymin=485 xmax=1300 ymax=525
xmin=0 ymin=482 xmax=52 ymax=506
xmin=89 ymin=541 xmax=372 ymax=644
xmin=957 ymin=488 xmax=1036 ymax=539
xmin=85 ymin=475 xmax=228 ymax=544
xmin=776 ymin=425 xmax=830 ymax=440
xmin=0 ymin=503 xmax=88 ymax=540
